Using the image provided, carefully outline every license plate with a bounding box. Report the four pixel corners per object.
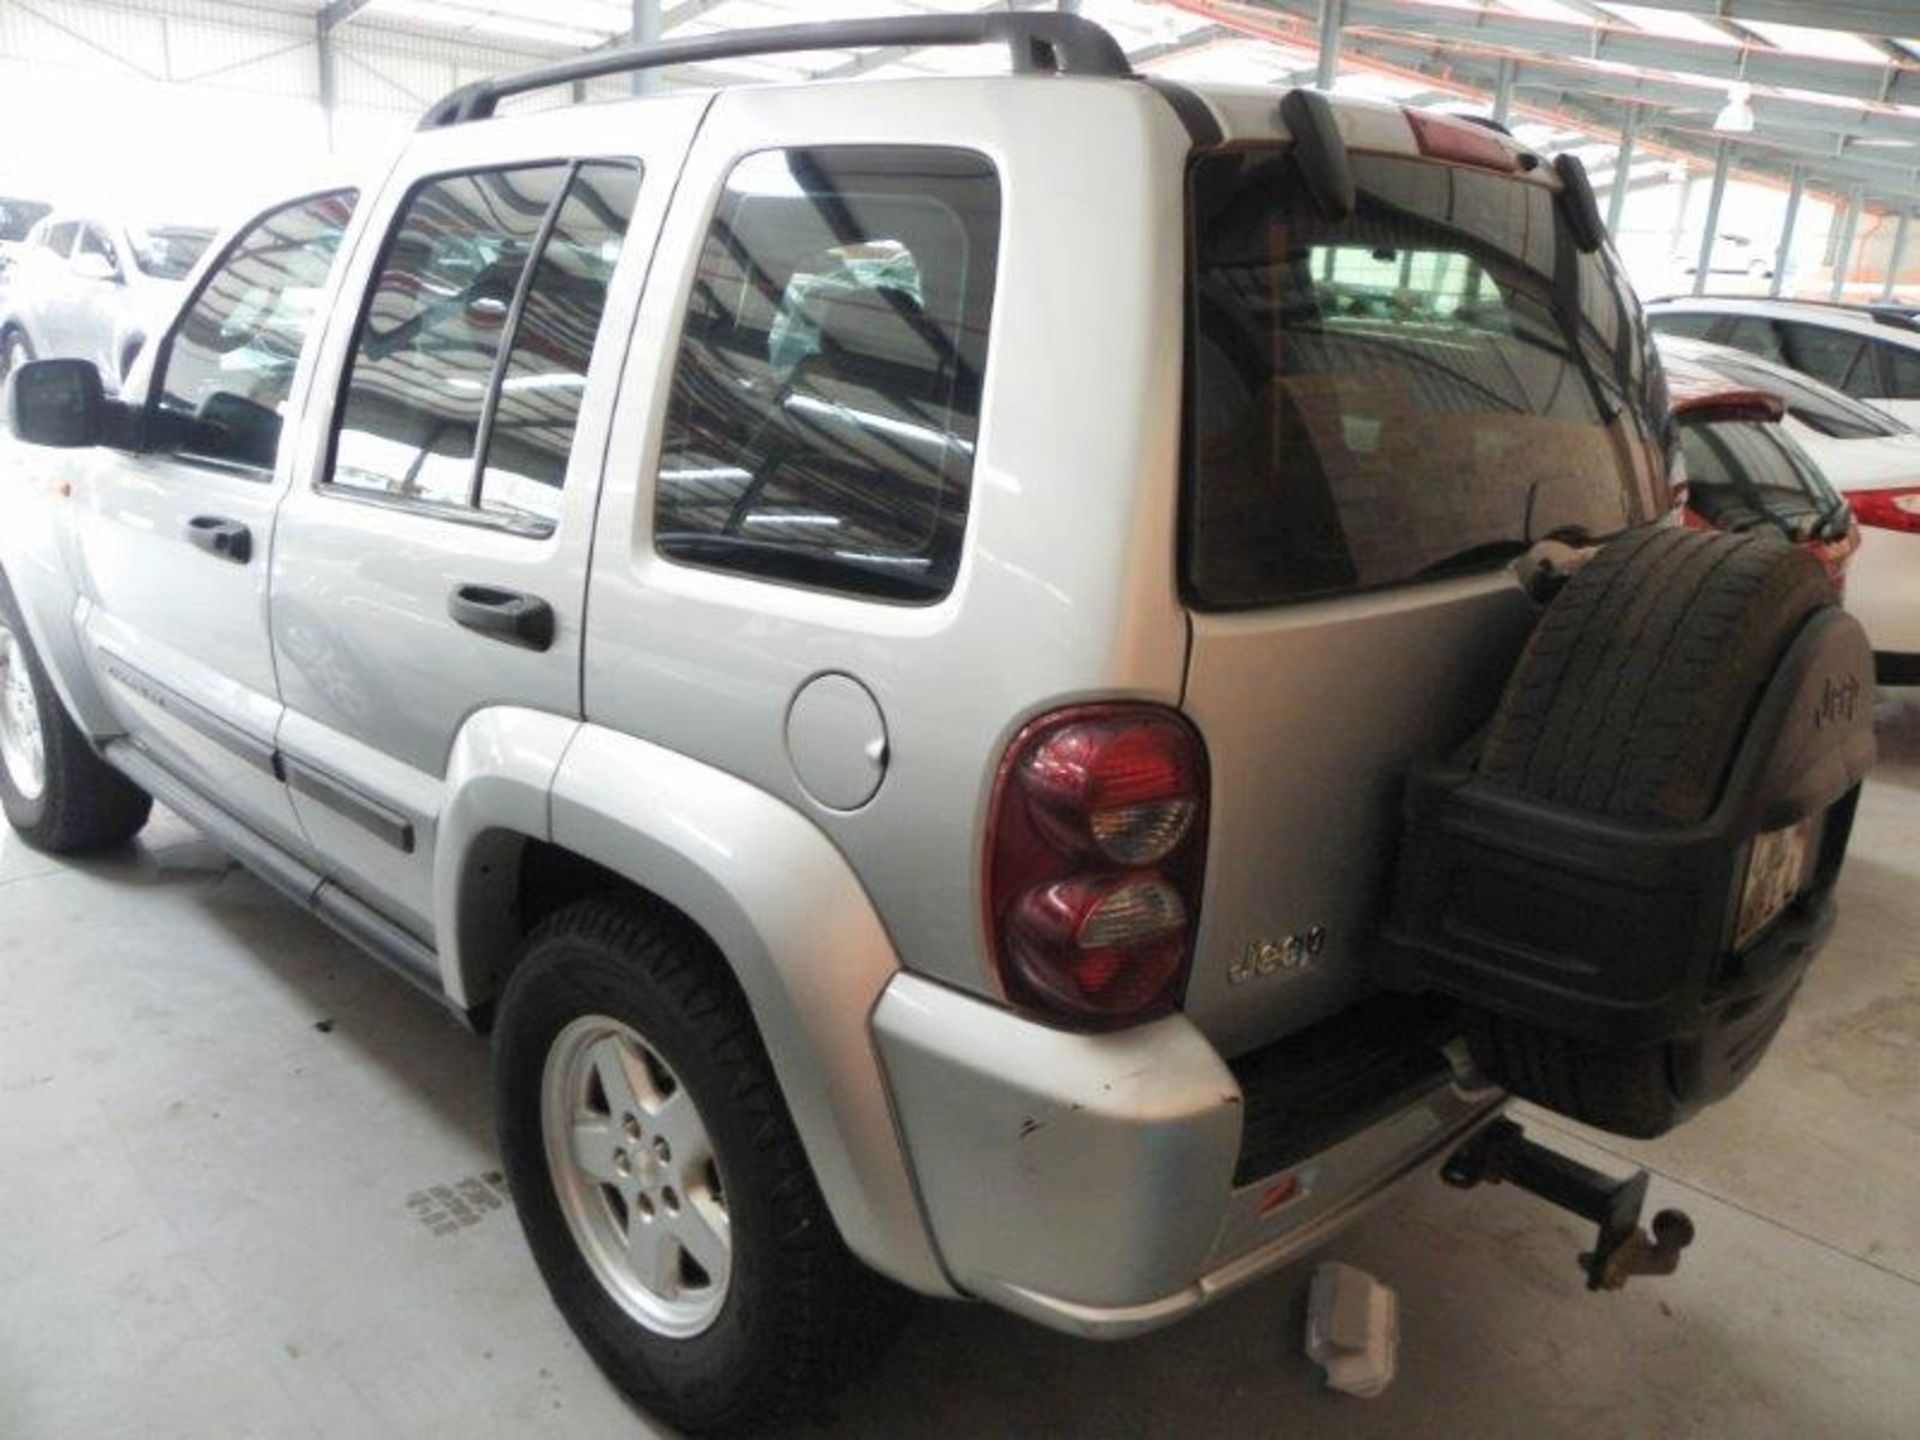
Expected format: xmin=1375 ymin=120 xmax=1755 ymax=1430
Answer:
xmin=1734 ymin=819 xmax=1814 ymax=952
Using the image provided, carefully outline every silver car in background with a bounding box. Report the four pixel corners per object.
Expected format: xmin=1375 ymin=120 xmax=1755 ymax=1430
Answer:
xmin=0 ymin=211 xmax=215 ymax=390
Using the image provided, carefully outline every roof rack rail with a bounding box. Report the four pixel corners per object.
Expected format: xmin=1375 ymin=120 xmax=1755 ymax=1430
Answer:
xmin=419 ymin=13 xmax=1133 ymax=128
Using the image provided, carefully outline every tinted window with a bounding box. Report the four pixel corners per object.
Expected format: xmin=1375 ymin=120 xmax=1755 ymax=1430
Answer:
xmin=1720 ymin=315 xmax=1788 ymax=363
xmin=44 ymin=221 xmax=76 ymax=256
xmin=654 ymin=146 xmax=1001 ymax=602
xmin=1647 ymin=312 xmax=1722 ymax=341
xmin=1780 ymin=322 xmax=1869 ymax=395
xmin=1689 ymin=350 xmax=1905 ymax=439
xmin=1680 ymin=422 xmax=1847 ymax=544
xmin=153 ymin=190 xmax=358 ymax=473
xmin=477 ymin=162 xmax=641 ymax=530
xmin=1877 ymin=340 xmax=1920 ymax=400
xmin=332 ymin=165 xmax=574 ymax=513
xmin=1185 ymin=151 xmax=1665 ymax=608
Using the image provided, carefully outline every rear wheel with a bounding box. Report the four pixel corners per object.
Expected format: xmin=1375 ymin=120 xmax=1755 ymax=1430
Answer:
xmin=494 ymin=894 xmax=906 ymax=1434
xmin=0 ymin=574 xmax=151 ymax=853
xmin=1468 ymin=527 xmax=1833 ymax=1136
xmin=0 ymin=328 xmax=32 ymax=392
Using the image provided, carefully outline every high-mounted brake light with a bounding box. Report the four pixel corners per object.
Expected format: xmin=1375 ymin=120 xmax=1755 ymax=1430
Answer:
xmin=1849 ymin=486 xmax=1920 ymax=534
xmin=985 ymin=706 xmax=1209 ymax=1029
xmin=1404 ymin=110 xmax=1519 ymax=173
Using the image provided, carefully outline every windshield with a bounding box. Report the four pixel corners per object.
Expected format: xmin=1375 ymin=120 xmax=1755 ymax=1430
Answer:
xmin=0 ymin=197 xmax=50 ymax=243
xmin=1185 ymin=150 xmax=1667 ymax=608
xmin=1680 ymin=420 xmax=1848 ymax=544
xmin=130 ymin=225 xmax=216 ymax=280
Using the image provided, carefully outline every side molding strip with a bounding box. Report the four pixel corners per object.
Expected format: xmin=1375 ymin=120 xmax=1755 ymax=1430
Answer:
xmin=99 ymin=656 xmax=280 ymax=779
xmin=102 ymin=739 xmax=464 ymax=1020
xmin=283 ymin=756 xmax=417 ymax=853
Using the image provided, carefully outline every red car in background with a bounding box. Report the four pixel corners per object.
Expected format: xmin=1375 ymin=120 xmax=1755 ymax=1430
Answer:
xmin=1662 ymin=344 xmax=1860 ymax=591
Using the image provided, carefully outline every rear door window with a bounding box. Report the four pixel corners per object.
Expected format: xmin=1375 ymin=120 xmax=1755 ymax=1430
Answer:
xmin=1720 ymin=315 xmax=1788 ymax=363
xmin=653 ymin=145 xmax=1002 ymax=602
xmin=1779 ymin=322 xmax=1871 ymax=395
xmin=1184 ymin=150 xmax=1665 ymax=608
xmin=328 ymin=161 xmax=642 ymax=532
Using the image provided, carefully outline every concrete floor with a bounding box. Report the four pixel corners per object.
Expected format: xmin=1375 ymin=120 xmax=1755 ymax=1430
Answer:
xmin=3 ymin=705 xmax=1919 ymax=1439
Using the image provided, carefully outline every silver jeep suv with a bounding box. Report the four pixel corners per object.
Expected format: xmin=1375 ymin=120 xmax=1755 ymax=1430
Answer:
xmin=0 ymin=15 xmax=1875 ymax=1434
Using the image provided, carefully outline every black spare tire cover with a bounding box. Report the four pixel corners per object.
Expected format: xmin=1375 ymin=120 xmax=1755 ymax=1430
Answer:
xmin=1386 ymin=525 xmax=1872 ymax=1138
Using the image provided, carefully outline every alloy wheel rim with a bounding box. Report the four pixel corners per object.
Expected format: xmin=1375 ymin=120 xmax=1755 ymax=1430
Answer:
xmin=0 ymin=623 xmax=46 ymax=801
xmin=541 ymin=1014 xmax=732 ymax=1337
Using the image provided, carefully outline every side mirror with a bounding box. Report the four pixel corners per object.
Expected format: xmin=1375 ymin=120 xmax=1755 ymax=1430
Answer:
xmin=71 ymin=250 xmax=120 ymax=283
xmin=7 ymin=358 xmax=123 ymax=448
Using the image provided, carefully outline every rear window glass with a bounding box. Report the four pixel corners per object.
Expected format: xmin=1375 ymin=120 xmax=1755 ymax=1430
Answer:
xmin=1688 ymin=350 xmax=1905 ymax=439
xmin=1184 ymin=151 xmax=1666 ymax=608
xmin=653 ymin=146 xmax=1001 ymax=603
xmin=1680 ymin=422 xmax=1848 ymax=545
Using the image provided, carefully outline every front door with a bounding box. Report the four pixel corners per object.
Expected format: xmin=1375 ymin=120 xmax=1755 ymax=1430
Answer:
xmin=71 ymin=190 xmax=362 ymax=857
xmin=269 ymin=98 xmax=707 ymax=940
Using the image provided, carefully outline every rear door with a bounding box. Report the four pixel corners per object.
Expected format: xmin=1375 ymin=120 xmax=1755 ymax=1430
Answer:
xmin=269 ymin=99 xmax=706 ymax=940
xmin=70 ymin=190 xmax=360 ymax=857
xmin=1176 ymin=140 xmax=1669 ymax=1056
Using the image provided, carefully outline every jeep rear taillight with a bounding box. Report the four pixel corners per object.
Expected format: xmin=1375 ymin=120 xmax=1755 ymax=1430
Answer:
xmin=985 ymin=706 xmax=1208 ymax=1029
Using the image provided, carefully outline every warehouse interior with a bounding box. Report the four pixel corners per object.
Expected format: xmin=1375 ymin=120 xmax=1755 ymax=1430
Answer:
xmin=2 ymin=2 xmax=1919 ymax=1437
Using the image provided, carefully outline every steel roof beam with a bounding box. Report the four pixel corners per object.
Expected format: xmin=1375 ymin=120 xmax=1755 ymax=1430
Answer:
xmin=1578 ymin=1 xmax=1920 ymax=40
xmin=318 ymin=0 xmax=376 ymax=34
xmin=1252 ymin=0 xmax=1920 ymax=109
xmin=1288 ymin=20 xmax=1918 ymax=207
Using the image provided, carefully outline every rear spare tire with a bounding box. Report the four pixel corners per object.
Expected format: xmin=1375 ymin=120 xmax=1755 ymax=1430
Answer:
xmin=1387 ymin=526 xmax=1870 ymax=1138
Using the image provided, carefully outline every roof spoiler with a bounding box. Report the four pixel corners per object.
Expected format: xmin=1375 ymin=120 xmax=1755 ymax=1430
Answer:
xmin=1670 ymin=387 xmax=1786 ymax=428
xmin=1278 ymin=89 xmax=1355 ymax=224
xmin=419 ymin=13 xmax=1131 ymax=128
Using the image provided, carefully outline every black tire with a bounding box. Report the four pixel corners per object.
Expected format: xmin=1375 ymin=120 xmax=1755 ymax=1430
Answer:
xmin=1479 ymin=526 xmax=1832 ymax=826
xmin=0 ymin=571 xmax=152 ymax=854
xmin=494 ymin=894 xmax=907 ymax=1435
xmin=1466 ymin=527 xmax=1833 ymax=1136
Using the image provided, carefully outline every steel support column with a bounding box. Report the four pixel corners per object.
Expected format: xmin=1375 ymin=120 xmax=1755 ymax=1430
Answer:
xmin=632 ymin=0 xmax=663 ymax=95
xmin=1315 ymin=0 xmax=1344 ymax=91
xmin=1880 ymin=209 xmax=1912 ymax=302
xmin=1769 ymin=166 xmax=1803 ymax=298
xmin=1492 ymin=58 xmax=1513 ymax=127
xmin=1832 ymin=192 xmax=1862 ymax=302
xmin=1604 ymin=104 xmax=1640 ymax=236
xmin=1692 ymin=141 xmax=1731 ymax=298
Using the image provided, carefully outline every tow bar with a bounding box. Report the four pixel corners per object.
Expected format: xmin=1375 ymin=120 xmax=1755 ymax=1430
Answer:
xmin=1442 ymin=1118 xmax=1695 ymax=1291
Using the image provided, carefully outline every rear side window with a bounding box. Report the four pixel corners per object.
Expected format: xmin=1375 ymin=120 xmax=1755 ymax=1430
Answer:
xmin=1185 ymin=150 xmax=1665 ymax=608
xmin=1876 ymin=340 xmax=1920 ymax=400
xmin=653 ymin=146 xmax=1001 ymax=602
xmin=1779 ymin=322 xmax=1870 ymax=395
xmin=44 ymin=221 xmax=76 ymax=256
xmin=329 ymin=161 xmax=641 ymax=532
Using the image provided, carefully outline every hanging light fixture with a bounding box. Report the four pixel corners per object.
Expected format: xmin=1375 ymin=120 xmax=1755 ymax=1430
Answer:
xmin=1714 ymin=82 xmax=1756 ymax=135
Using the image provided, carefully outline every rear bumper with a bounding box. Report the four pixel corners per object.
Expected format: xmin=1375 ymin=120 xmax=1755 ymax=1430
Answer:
xmin=871 ymin=973 xmax=1503 ymax=1339
xmin=1847 ymin=527 xmax=1920 ymax=664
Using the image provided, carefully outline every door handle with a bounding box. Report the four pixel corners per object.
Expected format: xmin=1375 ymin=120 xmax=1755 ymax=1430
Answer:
xmin=186 ymin=515 xmax=252 ymax=564
xmin=448 ymin=584 xmax=555 ymax=652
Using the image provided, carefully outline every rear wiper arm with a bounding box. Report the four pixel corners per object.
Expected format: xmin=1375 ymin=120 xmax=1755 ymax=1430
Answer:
xmin=1417 ymin=527 xmax=1596 ymax=581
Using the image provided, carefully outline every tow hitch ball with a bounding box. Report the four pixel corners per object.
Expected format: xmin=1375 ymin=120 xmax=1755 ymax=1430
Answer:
xmin=1442 ymin=1118 xmax=1695 ymax=1291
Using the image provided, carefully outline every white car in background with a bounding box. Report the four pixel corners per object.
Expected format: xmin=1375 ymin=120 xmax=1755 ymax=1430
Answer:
xmin=1661 ymin=333 xmax=1920 ymax=683
xmin=0 ymin=211 xmax=216 ymax=392
xmin=1647 ymin=296 xmax=1920 ymax=429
